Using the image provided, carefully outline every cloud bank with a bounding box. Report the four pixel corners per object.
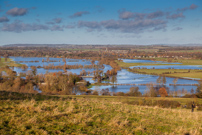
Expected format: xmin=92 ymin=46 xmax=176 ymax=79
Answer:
xmin=1 ymin=20 xmax=64 ymax=32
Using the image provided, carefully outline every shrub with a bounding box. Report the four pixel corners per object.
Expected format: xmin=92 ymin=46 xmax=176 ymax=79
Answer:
xmin=185 ymin=101 xmax=198 ymax=109
xmin=100 ymin=88 xmax=111 ymax=96
xmin=197 ymin=105 xmax=202 ymax=111
xmin=126 ymin=87 xmax=142 ymax=97
xmin=154 ymin=100 xmax=180 ymax=108
xmin=144 ymin=83 xmax=158 ymax=97
xmin=116 ymin=92 xmax=125 ymax=96
xmin=182 ymin=94 xmax=196 ymax=98
xmin=92 ymin=91 xmax=98 ymax=95
xmin=126 ymin=99 xmax=180 ymax=108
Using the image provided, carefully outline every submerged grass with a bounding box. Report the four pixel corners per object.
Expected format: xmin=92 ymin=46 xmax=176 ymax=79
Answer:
xmin=0 ymin=91 xmax=202 ymax=134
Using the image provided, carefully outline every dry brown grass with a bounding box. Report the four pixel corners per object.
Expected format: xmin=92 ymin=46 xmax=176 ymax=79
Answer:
xmin=0 ymin=97 xmax=202 ymax=134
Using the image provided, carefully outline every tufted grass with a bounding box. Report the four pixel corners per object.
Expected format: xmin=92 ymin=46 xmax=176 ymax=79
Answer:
xmin=0 ymin=92 xmax=202 ymax=134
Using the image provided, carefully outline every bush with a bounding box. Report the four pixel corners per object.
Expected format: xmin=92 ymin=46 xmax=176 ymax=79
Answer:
xmin=154 ymin=100 xmax=180 ymax=108
xmin=92 ymin=91 xmax=98 ymax=95
xmin=126 ymin=99 xmax=180 ymax=108
xmin=182 ymin=94 xmax=196 ymax=98
xmin=185 ymin=101 xmax=199 ymax=109
xmin=116 ymin=92 xmax=125 ymax=96
xmin=197 ymin=105 xmax=202 ymax=111
xmin=144 ymin=83 xmax=158 ymax=97
xmin=183 ymin=101 xmax=202 ymax=111
xmin=100 ymin=88 xmax=111 ymax=96
xmin=126 ymin=87 xmax=142 ymax=97
xmin=0 ymin=91 xmax=65 ymax=101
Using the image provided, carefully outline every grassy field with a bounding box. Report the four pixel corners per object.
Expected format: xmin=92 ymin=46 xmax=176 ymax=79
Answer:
xmin=152 ymin=58 xmax=202 ymax=66
xmin=116 ymin=58 xmax=202 ymax=79
xmin=0 ymin=58 xmax=21 ymax=67
xmin=115 ymin=60 xmax=170 ymax=68
xmin=1 ymin=91 xmax=202 ymax=134
xmin=116 ymin=59 xmax=202 ymax=68
xmin=166 ymin=71 xmax=202 ymax=79
xmin=129 ymin=69 xmax=202 ymax=79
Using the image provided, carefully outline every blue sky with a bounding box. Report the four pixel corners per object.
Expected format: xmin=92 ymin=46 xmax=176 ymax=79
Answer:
xmin=0 ymin=0 xmax=202 ymax=45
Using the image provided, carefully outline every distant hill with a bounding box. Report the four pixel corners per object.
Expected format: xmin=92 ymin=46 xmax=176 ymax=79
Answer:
xmin=2 ymin=44 xmax=73 ymax=47
xmin=2 ymin=43 xmax=202 ymax=48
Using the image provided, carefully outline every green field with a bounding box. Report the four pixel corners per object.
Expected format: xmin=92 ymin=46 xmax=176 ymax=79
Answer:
xmin=0 ymin=58 xmax=21 ymax=67
xmin=116 ymin=60 xmax=169 ymax=68
xmin=129 ymin=69 xmax=202 ymax=79
xmin=152 ymin=58 xmax=202 ymax=66
xmin=116 ymin=58 xmax=202 ymax=79
xmin=116 ymin=58 xmax=202 ymax=68
xmin=0 ymin=91 xmax=202 ymax=134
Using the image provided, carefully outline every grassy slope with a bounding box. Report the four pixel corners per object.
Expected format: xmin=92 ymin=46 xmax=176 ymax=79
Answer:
xmin=0 ymin=91 xmax=202 ymax=134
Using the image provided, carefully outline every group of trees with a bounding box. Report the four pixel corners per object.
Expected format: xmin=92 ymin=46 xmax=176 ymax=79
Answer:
xmin=0 ymin=65 xmax=87 ymax=94
xmin=126 ymin=86 xmax=167 ymax=97
xmin=144 ymin=82 xmax=201 ymax=97
xmin=21 ymin=64 xmax=28 ymax=70
xmin=42 ymin=63 xmax=102 ymax=70
xmin=39 ymin=72 xmax=83 ymax=94
xmin=156 ymin=76 xmax=167 ymax=86
xmin=0 ymin=67 xmax=36 ymax=93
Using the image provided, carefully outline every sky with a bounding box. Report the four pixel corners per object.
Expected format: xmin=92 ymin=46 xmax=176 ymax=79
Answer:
xmin=0 ymin=0 xmax=202 ymax=45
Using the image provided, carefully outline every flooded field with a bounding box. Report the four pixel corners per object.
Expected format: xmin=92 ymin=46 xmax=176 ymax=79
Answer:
xmin=10 ymin=57 xmax=199 ymax=93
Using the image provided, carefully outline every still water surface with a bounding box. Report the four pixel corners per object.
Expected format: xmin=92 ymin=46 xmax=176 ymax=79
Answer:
xmin=121 ymin=59 xmax=181 ymax=64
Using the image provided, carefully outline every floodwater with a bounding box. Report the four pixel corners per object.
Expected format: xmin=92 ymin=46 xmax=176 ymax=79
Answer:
xmin=90 ymin=69 xmax=198 ymax=94
xmin=10 ymin=56 xmax=112 ymax=75
xmin=121 ymin=59 xmax=181 ymax=64
xmin=10 ymin=57 xmax=200 ymax=94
